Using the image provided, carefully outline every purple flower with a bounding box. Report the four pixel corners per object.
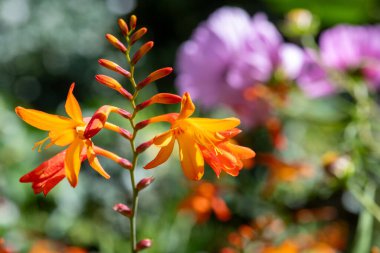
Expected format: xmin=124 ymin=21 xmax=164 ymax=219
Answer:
xmin=175 ymin=7 xmax=303 ymax=127
xmin=297 ymin=24 xmax=380 ymax=97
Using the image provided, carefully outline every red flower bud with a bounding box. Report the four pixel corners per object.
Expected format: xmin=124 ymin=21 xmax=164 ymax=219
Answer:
xmin=137 ymin=67 xmax=173 ymax=90
xmin=113 ymin=203 xmax=133 ymax=217
xmin=137 ymin=177 xmax=155 ymax=191
xmin=105 ymin=34 xmax=127 ymax=53
xmin=136 ymin=140 xmax=154 ymax=154
xmin=136 ymin=239 xmax=152 ymax=251
xmin=130 ymin=28 xmax=147 ymax=45
xmin=131 ymin=41 xmax=154 ymax=65
xmin=118 ymin=18 xmax=129 ymax=36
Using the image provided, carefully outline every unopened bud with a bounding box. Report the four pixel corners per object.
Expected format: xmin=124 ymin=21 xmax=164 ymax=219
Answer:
xmin=136 ymin=93 xmax=182 ymax=111
xmin=137 ymin=177 xmax=155 ymax=191
xmin=130 ymin=15 xmax=137 ymax=31
xmin=119 ymin=158 xmax=133 ymax=169
xmin=113 ymin=203 xmax=133 ymax=217
xmin=98 ymin=59 xmax=131 ymax=78
xmin=118 ymin=18 xmax=129 ymax=36
xmin=136 ymin=239 xmax=152 ymax=251
xmin=136 ymin=140 xmax=154 ymax=154
xmin=130 ymin=27 xmax=147 ymax=45
xmin=137 ymin=67 xmax=173 ymax=90
xmin=95 ymin=75 xmax=132 ymax=99
xmin=105 ymin=34 xmax=127 ymax=53
xmin=131 ymin=41 xmax=154 ymax=65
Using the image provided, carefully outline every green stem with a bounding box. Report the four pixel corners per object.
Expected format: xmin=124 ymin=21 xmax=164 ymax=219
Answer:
xmin=351 ymin=182 xmax=376 ymax=253
xmin=125 ymin=33 xmax=140 ymax=253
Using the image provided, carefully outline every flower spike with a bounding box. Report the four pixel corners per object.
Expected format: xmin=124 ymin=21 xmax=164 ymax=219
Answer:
xmin=137 ymin=67 xmax=173 ymax=90
xmin=98 ymin=59 xmax=131 ymax=78
xmin=131 ymin=41 xmax=154 ymax=65
xmin=105 ymin=34 xmax=127 ymax=53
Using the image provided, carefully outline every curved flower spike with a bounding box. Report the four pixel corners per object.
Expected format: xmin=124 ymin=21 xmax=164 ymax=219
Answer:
xmin=144 ymin=92 xmax=255 ymax=180
xmin=15 ymin=83 xmax=110 ymax=187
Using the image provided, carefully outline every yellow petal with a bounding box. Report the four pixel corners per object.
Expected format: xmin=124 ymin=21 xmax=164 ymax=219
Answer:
xmin=65 ymin=138 xmax=85 ymax=187
xmin=49 ymin=129 xmax=77 ymax=146
xmin=177 ymin=133 xmax=204 ymax=180
xmin=15 ymin=107 xmax=75 ymax=131
xmin=153 ymin=130 xmax=174 ymax=147
xmin=65 ymin=83 xmax=83 ymax=123
xmin=144 ymin=137 xmax=175 ymax=169
xmin=86 ymin=141 xmax=110 ymax=179
xmin=178 ymin=92 xmax=195 ymax=119
xmin=188 ymin=118 xmax=240 ymax=132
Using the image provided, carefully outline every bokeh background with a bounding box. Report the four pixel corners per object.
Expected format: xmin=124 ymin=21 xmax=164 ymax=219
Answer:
xmin=1 ymin=0 xmax=380 ymax=252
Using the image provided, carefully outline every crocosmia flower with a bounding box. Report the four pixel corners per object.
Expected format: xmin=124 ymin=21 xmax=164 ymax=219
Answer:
xmin=297 ymin=25 xmax=380 ymax=97
xmin=176 ymin=7 xmax=303 ymax=127
xmin=144 ymin=92 xmax=255 ymax=180
xmin=16 ymin=83 xmax=110 ymax=188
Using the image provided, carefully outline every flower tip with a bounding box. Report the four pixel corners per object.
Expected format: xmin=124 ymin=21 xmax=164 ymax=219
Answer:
xmin=113 ymin=203 xmax=133 ymax=217
xmin=137 ymin=177 xmax=155 ymax=191
xmin=136 ymin=239 xmax=152 ymax=251
xmin=118 ymin=18 xmax=129 ymax=36
xmin=130 ymin=15 xmax=137 ymax=31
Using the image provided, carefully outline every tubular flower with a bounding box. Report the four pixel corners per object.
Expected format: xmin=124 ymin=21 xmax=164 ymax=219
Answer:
xmin=144 ymin=92 xmax=255 ymax=180
xmin=15 ymin=83 xmax=110 ymax=187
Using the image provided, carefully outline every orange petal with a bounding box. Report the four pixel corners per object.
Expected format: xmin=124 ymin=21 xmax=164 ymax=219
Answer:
xmin=15 ymin=107 xmax=74 ymax=131
xmin=178 ymin=92 xmax=195 ymax=119
xmin=227 ymin=143 xmax=256 ymax=160
xmin=153 ymin=130 xmax=174 ymax=147
xmin=177 ymin=133 xmax=204 ymax=180
xmin=144 ymin=137 xmax=175 ymax=169
xmin=86 ymin=141 xmax=110 ymax=179
xmin=65 ymin=83 xmax=83 ymax=123
xmin=65 ymin=138 xmax=85 ymax=187
xmin=49 ymin=129 xmax=76 ymax=146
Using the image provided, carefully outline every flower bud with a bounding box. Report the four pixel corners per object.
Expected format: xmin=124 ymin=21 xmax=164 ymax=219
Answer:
xmin=130 ymin=28 xmax=147 ymax=45
xmin=118 ymin=18 xmax=129 ymax=36
xmin=113 ymin=203 xmax=133 ymax=217
xmin=137 ymin=67 xmax=173 ymax=90
xmin=136 ymin=239 xmax=152 ymax=251
xmin=131 ymin=41 xmax=154 ymax=65
xmin=136 ymin=93 xmax=182 ymax=111
xmin=136 ymin=140 xmax=154 ymax=154
xmin=95 ymin=75 xmax=133 ymax=100
xmin=137 ymin=177 xmax=155 ymax=191
xmin=98 ymin=59 xmax=131 ymax=78
xmin=105 ymin=34 xmax=127 ymax=53
xmin=135 ymin=113 xmax=178 ymax=130
xmin=119 ymin=158 xmax=133 ymax=169
xmin=130 ymin=15 xmax=137 ymax=31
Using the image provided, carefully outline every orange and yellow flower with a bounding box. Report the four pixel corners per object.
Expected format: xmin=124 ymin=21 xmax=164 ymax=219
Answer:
xmin=16 ymin=83 xmax=110 ymax=188
xmin=144 ymin=92 xmax=255 ymax=180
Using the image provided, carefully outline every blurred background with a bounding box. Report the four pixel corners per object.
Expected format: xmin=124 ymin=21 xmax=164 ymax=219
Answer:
xmin=1 ymin=0 xmax=380 ymax=252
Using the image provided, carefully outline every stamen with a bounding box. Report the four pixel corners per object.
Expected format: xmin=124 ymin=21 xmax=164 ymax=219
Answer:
xmin=32 ymin=136 xmax=50 ymax=152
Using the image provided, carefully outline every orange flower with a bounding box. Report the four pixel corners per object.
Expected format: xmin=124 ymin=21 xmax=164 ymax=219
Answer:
xmin=180 ymin=182 xmax=231 ymax=223
xmin=144 ymin=92 xmax=255 ymax=180
xmin=16 ymin=83 xmax=109 ymax=187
